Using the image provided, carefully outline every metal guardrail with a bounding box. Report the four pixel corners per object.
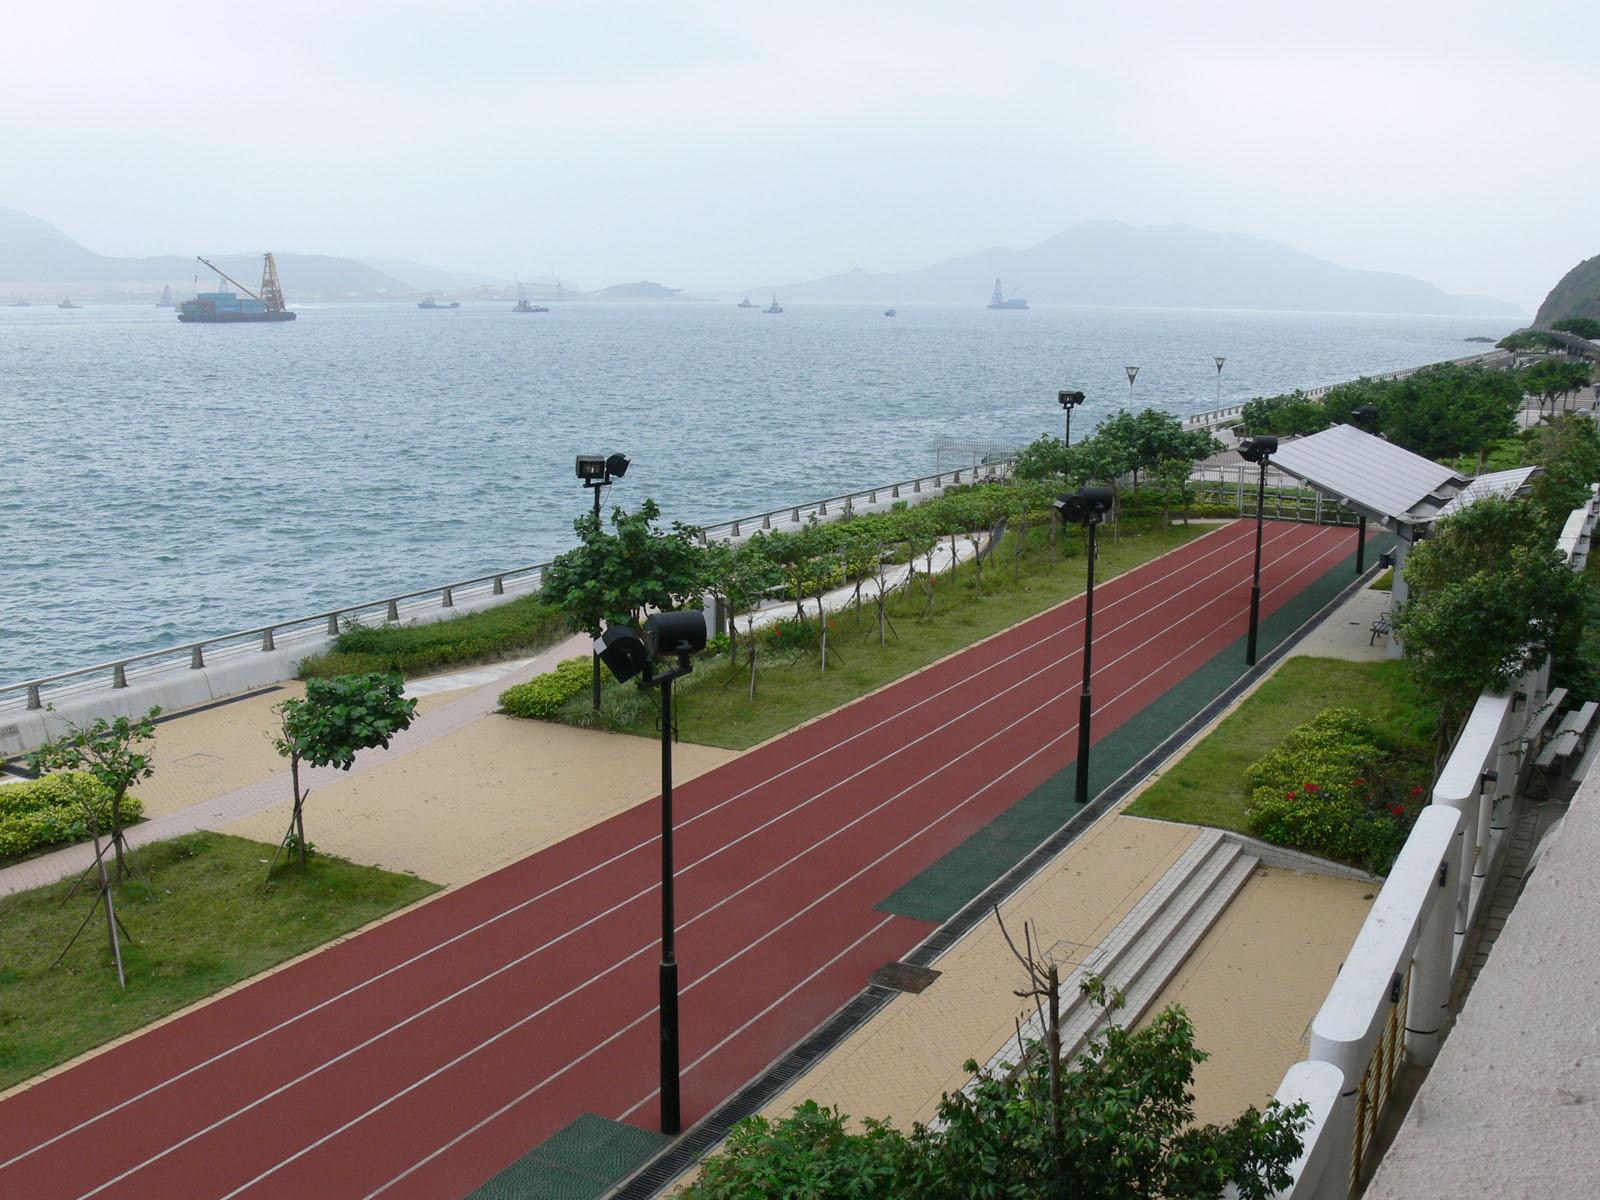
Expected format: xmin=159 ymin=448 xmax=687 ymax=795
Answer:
xmin=2 ymin=458 xmax=1016 ymax=711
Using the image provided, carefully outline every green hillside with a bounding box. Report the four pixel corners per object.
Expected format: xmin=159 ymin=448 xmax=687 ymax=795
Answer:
xmin=1535 ymin=253 xmax=1600 ymax=327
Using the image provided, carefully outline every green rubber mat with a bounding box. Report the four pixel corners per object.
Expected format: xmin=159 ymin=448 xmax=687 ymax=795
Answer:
xmin=464 ymin=1113 xmax=670 ymax=1200
xmin=879 ymin=533 xmax=1394 ymax=923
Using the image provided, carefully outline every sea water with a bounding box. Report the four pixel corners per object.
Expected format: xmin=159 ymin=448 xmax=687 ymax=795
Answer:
xmin=2 ymin=301 xmax=1514 ymax=685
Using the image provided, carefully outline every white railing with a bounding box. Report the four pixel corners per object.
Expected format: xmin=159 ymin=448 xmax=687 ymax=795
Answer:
xmin=1268 ymin=486 xmax=1599 ymax=1197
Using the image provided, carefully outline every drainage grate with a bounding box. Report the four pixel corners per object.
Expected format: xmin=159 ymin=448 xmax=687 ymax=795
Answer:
xmin=867 ymin=961 xmax=941 ymax=993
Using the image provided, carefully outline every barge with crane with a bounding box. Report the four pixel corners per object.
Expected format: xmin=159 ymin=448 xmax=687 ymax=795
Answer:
xmin=177 ymin=253 xmax=296 ymax=322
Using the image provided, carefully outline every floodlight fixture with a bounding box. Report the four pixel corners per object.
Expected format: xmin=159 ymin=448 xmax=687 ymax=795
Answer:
xmin=605 ymin=452 xmax=631 ymax=479
xmin=1351 ymin=404 xmax=1381 ymax=432
xmin=576 ymin=454 xmax=608 ymax=482
xmin=645 ymin=611 xmax=707 ymax=658
xmin=1057 ymin=390 xmax=1086 ymax=446
xmin=594 ymin=626 xmax=649 ymax=684
xmin=1238 ymin=434 xmax=1278 ymax=464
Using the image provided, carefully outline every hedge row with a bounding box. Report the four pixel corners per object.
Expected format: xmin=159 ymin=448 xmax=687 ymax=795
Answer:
xmin=499 ymin=657 xmax=594 ymax=719
xmin=299 ymin=594 xmax=569 ymax=680
xmin=0 ymin=772 xmax=145 ymax=858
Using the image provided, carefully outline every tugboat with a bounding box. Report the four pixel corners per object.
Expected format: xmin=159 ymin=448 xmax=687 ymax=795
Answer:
xmin=58 ymin=296 xmax=81 ymax=309
xmin=986 ymin=278 xmax=1029 ymax=310
xmin=177 ymin=254 xmax=297 ymax=322
xmin=737 ymin=296 xmax=758 ymax=308
xmin=512 ymin=279 xmax=548 ymax=313
xmin=884 ymin=308 xmax=897 ymax=317
xmin=418 ymin=297 xmax=460 ymax=309
xmin=763 ymin=295 xmax=783 ymax=314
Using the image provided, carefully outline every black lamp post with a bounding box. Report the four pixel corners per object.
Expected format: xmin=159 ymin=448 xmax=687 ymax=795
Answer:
xmin=594 ymin=608 xmax=707 ymax=1136
xmin=577 ymin=452 xmax=631 ymax=708
xmin=1057 ymin=389 xmax=1085 ymax=446
xmin=1054 ymin=486 xmax=1115 ymax=805
xmin=1238 ymin=435 xmax=1278 ymax=665
xmin=1214 ymin=356 xmax=1226 ymax=406
xmin=1124 ymin=365 xmax=1139 ymax=407
xmin=1350 ymin=405 xmax=1380 ymax=573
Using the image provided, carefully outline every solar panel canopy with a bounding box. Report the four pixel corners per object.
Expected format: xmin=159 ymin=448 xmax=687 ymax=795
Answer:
xmin=1268 ymin=425 xmax=1469 ymax=527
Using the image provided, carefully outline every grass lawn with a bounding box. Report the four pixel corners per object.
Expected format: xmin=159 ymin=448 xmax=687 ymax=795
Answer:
xmin=565 ymin=520 xmax=1219 ymax=751
xmin=1124 ymin=657 xmax=1432 ymax=833
xmin=0 ymin=833 xmax=438 ymax=1091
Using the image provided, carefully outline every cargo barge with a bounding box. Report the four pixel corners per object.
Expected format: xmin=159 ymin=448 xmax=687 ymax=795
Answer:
xmin=178 ymin=253 xmax=296 ymax=323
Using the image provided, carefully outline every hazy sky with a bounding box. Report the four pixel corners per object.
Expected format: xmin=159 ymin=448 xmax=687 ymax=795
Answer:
xmin=5 ymin=1 xmax=1594 ymax=309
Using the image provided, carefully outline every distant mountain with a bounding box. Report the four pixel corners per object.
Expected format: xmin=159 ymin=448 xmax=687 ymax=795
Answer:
xmin=758 ymin=221 xmax=1524 ymax=317
xmin=588 ymin=281 xmax=691 ymax=301
xmin=1533 ymin=253 xmax=1600 ymax=327
xmin=355 ymin=257 xmax=508 ymax=292
xmin=0 ymin=207 xmax=411 ymax=299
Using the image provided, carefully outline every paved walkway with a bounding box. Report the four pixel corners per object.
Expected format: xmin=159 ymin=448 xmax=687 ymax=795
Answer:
xmin=1 ymin=545 xmax=1396 ymax=1167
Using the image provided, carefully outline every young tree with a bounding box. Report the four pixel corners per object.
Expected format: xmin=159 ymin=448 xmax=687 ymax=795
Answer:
xmin=271 ymin=672 xmax=418 ymax=869
xmin=703 ymin=538 xmax=781 ymax=665
xmin=28 ymin=705 xmax=161 ymax=883
xmin=542 ymin=498 xmax=708 ymax=635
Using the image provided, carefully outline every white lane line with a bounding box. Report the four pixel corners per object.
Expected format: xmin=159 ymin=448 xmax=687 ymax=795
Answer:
xmin=19 ymin=522 xmax=1310 ymax=1184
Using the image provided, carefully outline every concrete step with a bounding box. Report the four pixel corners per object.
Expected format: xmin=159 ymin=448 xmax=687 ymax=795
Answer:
xmin=965 ymin=828 xmax=1258 ymax=1089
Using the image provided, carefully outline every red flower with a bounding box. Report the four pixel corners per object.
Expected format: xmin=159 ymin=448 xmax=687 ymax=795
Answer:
xmin=1410 ymin=785 xmax=1425 ymax=797
xmin=1387 ymin=802 xmax=1406 ymax=817
xmin=1285 ymin=791 xmax=1298 ymax=800
xmin=1305 ymin=783 xmax=1321 ymax=792
xmin=1354 ymin=777 xmax=1367 ymax=786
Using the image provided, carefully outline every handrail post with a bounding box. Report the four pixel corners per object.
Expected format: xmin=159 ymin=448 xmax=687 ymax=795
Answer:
xmin=262 ymin=628 xmax=276 ymax=652
xmin=388 ymin=599 xmax=400 ymax=621
xmin=493 ymin=575 xmax=505 ymax=595
xmin=27 ymin=683 xmax=43 ymax=709
xmin=113 ymin=665 xmax=127 ymax=690
xmin=190 ymin=645 xmax=205 ymax=670
xmin=441 ymin=587 xmax=454 ymax=608
xmin=329 ymin=612 xmax=340 ymax=636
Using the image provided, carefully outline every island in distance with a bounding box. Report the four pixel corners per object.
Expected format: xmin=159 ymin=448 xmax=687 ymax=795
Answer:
xmin=0 ymin=206 xmax=1522 ymax=316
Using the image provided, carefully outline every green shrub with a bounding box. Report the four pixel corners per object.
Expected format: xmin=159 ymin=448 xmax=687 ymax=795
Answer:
xmin=0 ymin=772 xmax=145 ymax=858
xmin=499 ymin=656 xmax=594 ymax=718
xmin=1243 ymin=708 xmax=1427 ymax=874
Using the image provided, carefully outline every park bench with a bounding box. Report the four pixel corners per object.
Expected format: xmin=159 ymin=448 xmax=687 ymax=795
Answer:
xmin=1536 ymin=699 xmax=1599 ymax=773
xmin=1369 ymin=611 xmax=1391 ymax=645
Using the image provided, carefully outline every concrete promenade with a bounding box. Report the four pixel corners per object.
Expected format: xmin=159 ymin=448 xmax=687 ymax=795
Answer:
xmin=0 ymin=550 xmax=1391 ymax=1172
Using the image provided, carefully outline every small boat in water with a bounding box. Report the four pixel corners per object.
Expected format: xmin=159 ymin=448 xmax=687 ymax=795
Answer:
xmin=512 ymin=279 xmax=548 ymax=313
xmin=737 ymin=296 xmax=757 ymax=308
xmin=763 ymin=295 xmax=783 ymax=314
xmin=58 ymin=296 xmax=81 ymax=309
xmin=418 ymin=297 xmax=460 ymax=309
xmin=157 ymin=284 xmax=174 ymax=308
xmin=884 ymin=308 xmax=897 ymax=317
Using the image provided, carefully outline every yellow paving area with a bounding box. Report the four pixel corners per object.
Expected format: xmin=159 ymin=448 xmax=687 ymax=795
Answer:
xmin=1141 ymin=864 xmax=1373 ymax=1126
xmin=763 ymin=813 xmax=1200 ymax=1128
xmin=136 ymin=684 xmax=468 ymax=819
xmin=218 ymin=716 xmax=738 ymax=885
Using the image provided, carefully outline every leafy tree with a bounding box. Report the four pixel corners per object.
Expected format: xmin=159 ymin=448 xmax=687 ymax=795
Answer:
xmin=1239 ymin=390 xmax=1334 ymax=437
xmin=1393 ymin=497 xmax=1586 ymax=752
xmin=271 ymin=673 xmax=417 ymax=869
xmin=1012 ymin=434 xmax=1075 ymax=481
xmin=1519 ymin=358 xmax=1592 ymax=417
xmin=1497 ymin=329 xmax=1565 ymax=354
xmin=542 ymin=498 xmax=708 ymax=636
xmin=682 ymin=980 xmax=1307 ymax=1200
xmin=703 ymin=538 xmax=781 ymax=664
xmin=28 ymin=705 xmax=161 ymax=883
xmin=1553 ymin=316 xmax=1600 ymax=340
xmin=1526 ymin=413 xmax=1600 ymax=534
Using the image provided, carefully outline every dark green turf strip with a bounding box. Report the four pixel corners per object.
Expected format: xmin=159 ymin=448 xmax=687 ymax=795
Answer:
xmin=465 ymin=1113 xmax=669 ymax=1200
xmin=879 ymin=532 xmax=1395 ymax=923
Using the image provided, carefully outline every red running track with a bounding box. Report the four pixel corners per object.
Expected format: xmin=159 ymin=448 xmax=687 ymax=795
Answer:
xmin=0 ymin=520 xmax=1362 ymax=1199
